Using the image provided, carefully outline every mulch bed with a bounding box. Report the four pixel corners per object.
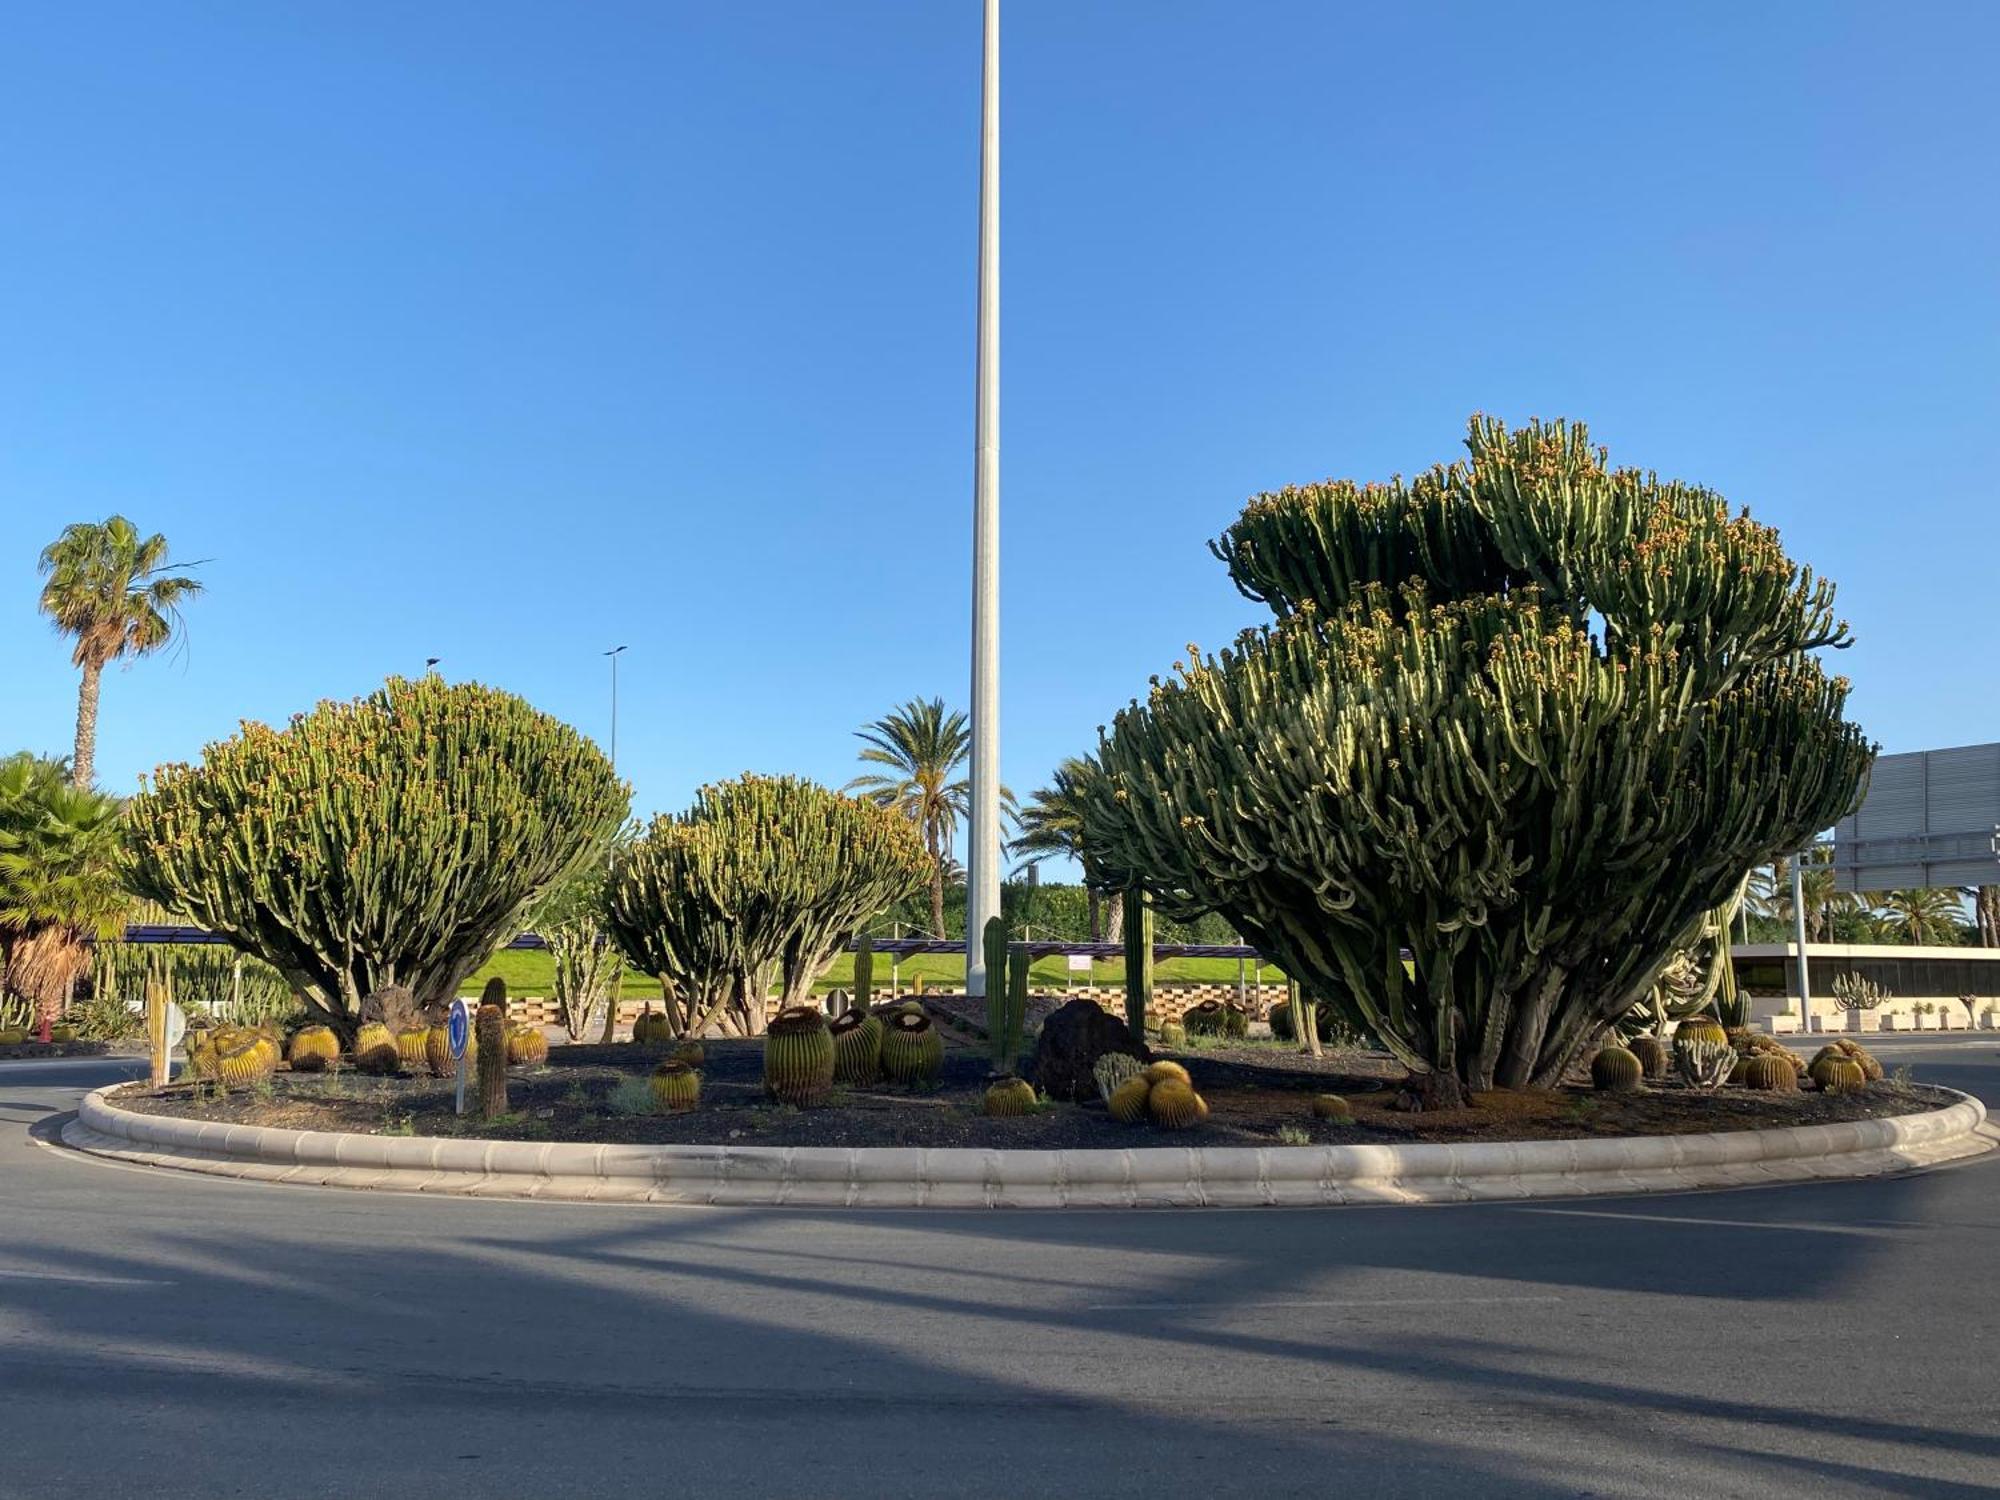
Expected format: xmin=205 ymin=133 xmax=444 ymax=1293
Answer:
xmin=110 ymin=1036 xmax=1949 ymax=1150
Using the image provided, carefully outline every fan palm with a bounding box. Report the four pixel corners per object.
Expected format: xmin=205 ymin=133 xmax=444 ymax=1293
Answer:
xmin=1870 ymin=887 xmax=1967 ymax=946
xmin=846 ymin=697 xmax=1013 ymax=938
xmin=38 ymin=516 xmax=204 ymax=787
xmin=0 ymin=754 xmax=131 ymax=1038
xmin=1746 ymin=852 xmax=1859 ymax=942
xmin=1010 ymin=756 xmax=1121 ymax=939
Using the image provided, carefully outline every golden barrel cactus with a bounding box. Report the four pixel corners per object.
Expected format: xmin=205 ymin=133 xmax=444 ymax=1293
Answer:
xmin=672 ymin=1039 xmax=706 ymax=1069
xmin=649 ymin=1060 xmax=701 ymax=1113
xmin=1743 ymin=1053 xmax=1799 ymax=1091
xmin=1148 ymin=1078 xmax=1206 ymax=1129
xmin=506 ymin=1027 xmax=549 ymax=1066
xmin=287 ymin=1025 xmax=340 ymax=1072
xmin=631 ymin=1009 xmax=673 ymax=1047
xmin=49 ymin=1024 xmax=79 ymax=1044
xmin=1143 ymin=1060 xmax=1191 ymax=1087
xmin=983 ymin=1078 xmax=1038 ymax=1117
xmin=1311 ymin=1093 xmax=1352 ymax=1121
xmin=762 ymin=1005 xmax=835 ymax=1106
xmin=1811 ymin=1053 xmax=1867 ymax=1093
xmin=1158 ymin=1020 xmax=1187 ymax=1048
xmin=1676 ymin=1017 xmax=1730 ymax=1050
xmin=1628 ymin=1036 xmax=1669 ymax=1079
xmin=1591 ymin=1046 xmax=1644 ymax=1092
xmin=1107 ymin=1075 xmax=1152 ymax=1124
xmin=395 ymin=1026 xmax=430 ymax=1073
xmin=829 ymin=1010 xmax=881 ymax=1087
xmin=355 ymin=1021 xmax=398 ymax=1073
xmin=1830 ymin=1038 xmax=1884 ymax=1081
xmin=425 ymin=1025 xmax=458 ymax=1079
xmin=0 ymin=1028 xmax=27 ymax=1046
xmin=879 ymin=1010 xmax=943 ymax=1086
xmin=217 ymin=1035 xmax=276 ymax=1088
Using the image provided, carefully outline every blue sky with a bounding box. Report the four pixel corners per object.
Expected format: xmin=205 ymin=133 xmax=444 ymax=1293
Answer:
xmin=4 ymin=2 xmax=1996 ymax=870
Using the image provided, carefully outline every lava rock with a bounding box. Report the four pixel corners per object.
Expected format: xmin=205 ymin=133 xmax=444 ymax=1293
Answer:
xmin=1028 ymin=999 xmax=1151 ymax=1102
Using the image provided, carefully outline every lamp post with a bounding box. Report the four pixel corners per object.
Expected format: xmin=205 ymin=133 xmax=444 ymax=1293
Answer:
xmin=604 ymin=645 xmax=628 ymax=772
xmin=965 ymin=0 xmax=1002 ymax=999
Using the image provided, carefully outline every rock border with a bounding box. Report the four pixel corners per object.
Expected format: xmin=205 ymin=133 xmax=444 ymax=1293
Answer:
xmin=62 ymin=1084 xmax=1992 ymax=1210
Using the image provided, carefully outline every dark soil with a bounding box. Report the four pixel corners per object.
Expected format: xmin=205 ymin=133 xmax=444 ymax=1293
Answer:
xmin=0 ymin=1040 xmax=113 ymax=1061
xmin=112 ymin=1036 xmax=1950 ymax=1149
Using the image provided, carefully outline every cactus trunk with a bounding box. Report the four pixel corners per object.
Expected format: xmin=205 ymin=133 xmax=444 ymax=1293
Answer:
xmin=1121 ymin=889 xmax=1153 ymax=1039
xmin=476 ymin=1003 xmax=508 ymax=1118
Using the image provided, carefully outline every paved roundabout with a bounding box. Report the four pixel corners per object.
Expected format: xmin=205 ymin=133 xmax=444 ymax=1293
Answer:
xmin=4 ymin=1042 xmax=1999 ymax=1498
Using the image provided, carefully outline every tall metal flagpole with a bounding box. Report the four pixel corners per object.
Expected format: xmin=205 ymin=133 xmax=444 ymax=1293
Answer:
xmin=965 ymin=0 xmax=1002 ymax=999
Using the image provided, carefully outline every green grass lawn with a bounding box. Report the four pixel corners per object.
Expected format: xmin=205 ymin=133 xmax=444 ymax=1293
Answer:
xmin=463 ymin=949 xmax=1285 ymax=997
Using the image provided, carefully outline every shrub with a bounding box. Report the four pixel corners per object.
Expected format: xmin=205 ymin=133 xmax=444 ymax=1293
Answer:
xmin=1080 ymin=417 xmax=1871 ymax=1100
xmin=125 ymin=677 xmax=625 ymax=1038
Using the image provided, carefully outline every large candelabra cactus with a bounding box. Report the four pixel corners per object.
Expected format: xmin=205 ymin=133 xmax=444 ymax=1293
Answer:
xmin=604 ymin=776 xmax=929 ymax=1036
xmin=1081 ymin=417 xmax=1872 ymax=1098
xmin=124 ymin=676 xmax=627 ymax=1038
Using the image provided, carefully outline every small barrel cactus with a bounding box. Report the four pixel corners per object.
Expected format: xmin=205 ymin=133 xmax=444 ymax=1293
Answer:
xmin=506 ymin=1026 xmax=549 ymax=1066
xmin=1219 ymin=1003 xmax=1248 ymax=1039
xmin=983 ymin=1078 xmax=1038 ymax=1116
xmin=355 ymin=1021 xmax=399 ymax=1074
xmin=763 ymin=1005 xmax=835 ymax=1106
xmin=1148 ymin=1078 xmax=1207 ymax=1129
xmin=1591 ymin=1046 xmax=1644 ymax=1092
xmin=49 ymin=1023 xmax=79 ymax=1044
xmin=1830 ymin=1038 xmax=1884 ymax=1081
xmin=1727 ymin=1056 xmax=1751 ymax=1086
xmin=217 ymin=1034 xmax=276 ymax=1088
xmin=1183 ymin=999 xmax=1227 ymax=1035
xmin=1810 ymin=1053 xmax=1867 ymax=1093
xmin=1628 ymin=1035 xmax=1668 ymax=1079
xmin=1158 ymin=1020 xmax=1187 ymax=1048
xmin=425 ymin=1025 xmax=457 ymax=1079
xmin=649 ymin=1060 xmax=700 ymax=1113
xmin=0 ymin=1027 xmax=26 ymax=1046
xmin=631 ymin=1008 xmax=673 ymax=1047
xmin=1743 ymin=1053 xmax=1799 ymax=1092
xmin=672 ymin=1039 xmax=706 ymax=1069
xmin=1107 ymin=1074 xmax=1153 ymax=1123
xmin=1676 ymin=1016 xmax=1730 ymax=1050
xmin=1311 ymin=1093 xmax=1352 ymax=1121
xmin=1143 ymin=1060 xmax=1191 ymax=1087
xmin=879 ymin=1010 xmax=943 ymax=1086
xmin=287 ymin=1025 xmax=340 ymax=1072
xmin=1268 ymin=999 xmax=1295 ymax=1041
xmin=830 ymin=1010 xmax=882 ymax=1086
xmin=395 ymin=1026 xmax=430 ymax=1074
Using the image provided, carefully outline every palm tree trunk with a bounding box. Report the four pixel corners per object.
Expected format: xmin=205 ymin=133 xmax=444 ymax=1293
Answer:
xmin=1103 ymin=889 xmax=1124 ymax=947
xmin=1087 ymin=887 xmax=1101 ymax=942
xmin=926 ymin=819 xmax=945 ymax=939
xmin=71 ymin=658 xmax=104 ymax=787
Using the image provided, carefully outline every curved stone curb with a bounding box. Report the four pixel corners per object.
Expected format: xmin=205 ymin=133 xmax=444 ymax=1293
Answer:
xmin=62 ymin=1085 xmax=1992 ymax=1210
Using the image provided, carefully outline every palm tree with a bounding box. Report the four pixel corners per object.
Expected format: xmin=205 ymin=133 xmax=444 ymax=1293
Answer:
xmin=1870 ymin=887 xmax=1967 ymax=946
xmin=847 ymin=697 xmax=1012 ymax=939
xmin=37 ymin=516 xmax=204 ymax=787
xmin=1010 ymin=756 xmax=1120 ymax=939
xmin=1746 ymin=852 xmax=1859 ymax=942
xmin=1972 ymin=886 xmax=2000 ymax=948
xmin=0 ymin=754 xmax=130 ymax=1039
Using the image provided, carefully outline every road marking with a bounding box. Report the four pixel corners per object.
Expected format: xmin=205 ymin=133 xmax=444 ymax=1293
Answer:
xmin=0 ymin=1267 xmax=173 ymax=1286
xmin=1513 ymin=1207 xmax=1915 ymax=1237
xmin=1087 ymin=1294 xmax=1563 ymax=1312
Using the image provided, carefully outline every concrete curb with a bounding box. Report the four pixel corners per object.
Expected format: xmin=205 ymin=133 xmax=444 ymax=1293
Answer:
xmin=62 ymin=1085 xmax=1993 ymax=1210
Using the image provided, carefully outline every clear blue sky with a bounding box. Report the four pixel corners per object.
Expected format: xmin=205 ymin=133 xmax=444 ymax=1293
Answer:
xmin=4 ymin=2 xmax=1995 ymax=871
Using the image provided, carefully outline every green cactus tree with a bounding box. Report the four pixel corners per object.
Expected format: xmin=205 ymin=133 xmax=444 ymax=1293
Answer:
xmin=1080 ymin=417 xmax=1872 ymax=1100
xmin=605 ymin=776 xmax=928 ymax=1037
xmin=124 ymin=677 xmax=627 ymax=1041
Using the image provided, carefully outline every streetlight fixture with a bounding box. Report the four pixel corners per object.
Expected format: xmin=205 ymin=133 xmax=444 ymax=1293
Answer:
xmin=604 ymin=646 xmax=628 ymax=772
xmin=965 ymin=0 xmax=1002 ymax=999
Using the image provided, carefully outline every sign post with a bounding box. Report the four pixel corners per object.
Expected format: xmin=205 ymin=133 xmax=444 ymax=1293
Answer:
xmin=1065 ymin=952 xmax=1091 ymax=994
xmin=448 ymin=998 xmax=473 ymax=1115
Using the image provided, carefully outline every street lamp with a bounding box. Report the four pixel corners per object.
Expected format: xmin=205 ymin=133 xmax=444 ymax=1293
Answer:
xmin=603 ymin=646 xmax=628 ymax=772
xmin=965 ymin=0 xmax=1002 ymax=999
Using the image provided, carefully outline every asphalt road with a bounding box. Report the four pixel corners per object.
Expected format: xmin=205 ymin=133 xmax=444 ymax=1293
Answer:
xmin=1 ymin=1042 xmax=1996 ymax=1500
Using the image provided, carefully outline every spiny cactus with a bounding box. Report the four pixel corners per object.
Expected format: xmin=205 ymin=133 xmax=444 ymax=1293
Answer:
xmin=1674 ymin=1035 xmax=1734 ymax=1090
xmin=1107 ymin=1074 xmax=1152 ymax=1123
xmin=1143 ymin=1060 xmax=1191 ymax=1087
xmin=395 ymin=1026 xmax=429 ymax=1074
xmin=505 ymin=1026 xmax=549 ymax=1066
xmin=879 ymin=1009 xmax=943 ymax=1086
xmin=476 ymin=1003 xmax=508 ymax=1118
xmin=672 ymin=1039 xmax=706 ymax=1069
xmin=424 ymin=1025 xmax=457 ymax=1080
xmin=1158 ymin=1020 xmax=1187 ymax=1048
xmin=479 ymin=976 xmax=508 ymax=1015
xmin=1675 ymin=1016 xmax=1730 ymax=1051
xmin=1311 ymin=1093 xmax=1352 ymax=1121
xmin=287 ymin=1025 xmax=340 ymax=1072
xmin=1148 ymin=1078 xmax=1207 ymax=1129
xmin=631 ymin=1008 xmax=674 ymax=1047
xmin=853 ymin=933 xmax=875 ymax=1012
xmin=1814 ymin=1056 xmax=1867 ymax=1094
xmin=1727 ymin=1056 xmax=1750 ymax=1086
xmin=1830 ymin=1038 xmax=1884 ymax=1081
xmin=49 ymin=1024 xmax=79 ymax=1044
xmin=216 ymin=1034 xmax=276 ymax=1088
xmin=983 ymin=1078 xmax=1038 ymax=1116
xmin=1092 ymin=1051 xmax=1145 ymax=1104
xmin=1591 ymin=1046 xmax=1644 ymax=1092
xmin=763 ymin=1005 xmax=835 ymax=1106
xmin=649 ymin=1060 xmax=700 ymax=1113
xmin=1183 ymin=999 xmax=1229 ymax=1036
xmin=124 ymin=676 xmax=627 ymax=1036
xmin=830 ymin=1010 xmax=882 ymax=1086
xmin=1629 ymin=1036 xmax=1669 ymax=1079
xmin=1079 ymin=417 xmax=1871 ymax=1094
xmin=0 ymin=1028 xmax=26 ymax=1046
xmin=1743 ymin=1053 xmax=1799 ymax=1091
xmin=1122 ymin=887 xmax=1154 ymax=1038
xmin=354 ymin=1021 xmax=397 ymax=1073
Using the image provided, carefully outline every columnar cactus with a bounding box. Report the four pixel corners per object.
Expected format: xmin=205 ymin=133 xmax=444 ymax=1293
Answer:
xmin=1591 ymin=1046 xmax=1644 ymax=1092
xmin=1080 ymin=417 xmax=1872 ymax=1097
xmin=830 ymin=1010 xmax=883 ymax=1086
xmin=287 ymin=1025 xmax=340 ymax=1072
xmin=879 ymin=1009 xmax=943 ymax=1086
xmin=1121 ymin=889 xmax=1153 ymax=1039
xmin=762 ymin=1005 xmax=835 ymax=1106
xmin=1092 ymin=1051 xmax=1144 ymax=1104
xmin=1674 ymin=1035 xmax=1734 ymax=1090
xmin=853 ymin=933 xmax=875 ymax=1012
xmin=476 ymin=1003 xmax=508 ymax=1118
xmin=124 ymin=677 xmax=627 ymax=1041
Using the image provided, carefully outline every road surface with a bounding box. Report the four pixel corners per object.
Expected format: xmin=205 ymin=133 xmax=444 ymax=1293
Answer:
xmin=1 ymin=1040 xmax=1995 ymax=1498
